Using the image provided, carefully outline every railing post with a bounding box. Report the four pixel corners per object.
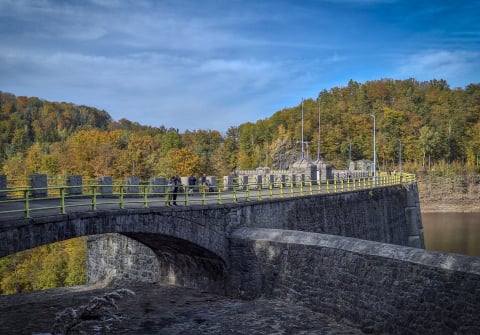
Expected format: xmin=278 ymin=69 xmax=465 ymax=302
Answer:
xmin=60 ymin=187 xmax=66 ymax=214
xmin=233 ymin=186 xmax=237 ymax=203
xmin=143 ymin=185 xmax=148 ymax=208
xmin=91 ymin=186 xmax=97 ymax=211
xmin=23 ymin=189 xmax=31 ymax=218
xmin=165 ymin=185 xmax=170 ymax=206
xmin=255 ymin=175 xmax=262 ymax=200
xmin=119 ymin=185 xmax=124 ymax=209
xmin=202 ymin=188 xmax=206 ymax=205
xmin=280 ymin=181 xmax=284 ymax=198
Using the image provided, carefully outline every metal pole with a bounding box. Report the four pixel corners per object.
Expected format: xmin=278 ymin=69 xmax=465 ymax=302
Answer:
xmin=317 ymin=101 xmax=320 ymax=161
xmin=301 ymin=99 xmax=304 ymax=160
xmin=348 ymin=142 xmax=351 ymax=171
xmin=399 ymin=139 xmax=402 ymax=179
xmin=369 ymin=114 xmax=376 ymax=185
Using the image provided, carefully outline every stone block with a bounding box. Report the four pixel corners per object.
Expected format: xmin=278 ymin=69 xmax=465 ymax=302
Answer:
xmin=66 ymin=175 xmax=83 ymax=195
xmin=255 ymin=175 xmax=262 ymax=189
xmin=150 ymin=177 xmax=166 ymax=195
xmin=126 ymin=177 xmax=140 ymax=195
xmin=98 ymin=176 xmax=113 ymax=195
xmin=267 ymin=174 xmax=275 ymax=187
xmin=0 ymin=175 xmax=6 ymax=199
xmin=223 ymin=176 xmax=233 ymax=191
xmin=239 ymin=175 xmax=249 ymax=190
xmin=30 ymin=174 xmax=47 ymax=198
xmin=290 ymin=174 xmax=297 ymax=186
xmin=208 ymin=176 xmax=217 ymax=188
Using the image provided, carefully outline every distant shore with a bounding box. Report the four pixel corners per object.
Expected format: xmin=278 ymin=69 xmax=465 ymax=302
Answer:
xmin=416 ymin=175 xmax=480 ymax=213
xmin=419 ymin=198 xmax=480 ymax=213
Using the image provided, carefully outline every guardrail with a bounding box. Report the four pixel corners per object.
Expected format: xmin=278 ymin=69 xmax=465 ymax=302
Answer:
xmin=0 ymin=173 xmax=415 ymax=219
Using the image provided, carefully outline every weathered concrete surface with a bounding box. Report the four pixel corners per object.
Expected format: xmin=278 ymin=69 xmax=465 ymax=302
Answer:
xmin=0 ymin=282 xmax=364 ymax=335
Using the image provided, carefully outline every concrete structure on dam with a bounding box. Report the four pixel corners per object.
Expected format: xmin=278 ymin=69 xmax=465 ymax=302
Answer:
xmin=1 ymin=179 xmax=479 ymax=334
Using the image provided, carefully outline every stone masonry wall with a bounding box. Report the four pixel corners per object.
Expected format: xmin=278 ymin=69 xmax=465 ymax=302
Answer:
xmin=82 ymin=183 xmax=423 ymax=294
xmin=87 ymin=232 xmax=227 ymax=294
xmin=228 ymin=228 xmax=480 ymax=335
xmin=234 ymin=183 xmax=423 ymax=248
xmin=87 ymin=233 xmax=160 ymax=285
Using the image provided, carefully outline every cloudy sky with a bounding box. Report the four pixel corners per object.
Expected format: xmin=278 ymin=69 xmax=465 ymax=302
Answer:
xmin=1 ymin=0 xmax=479 ymax=131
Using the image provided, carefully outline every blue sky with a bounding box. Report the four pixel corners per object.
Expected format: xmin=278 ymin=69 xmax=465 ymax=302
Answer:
xmin=1 ymin=0 xmax=479 ymax=132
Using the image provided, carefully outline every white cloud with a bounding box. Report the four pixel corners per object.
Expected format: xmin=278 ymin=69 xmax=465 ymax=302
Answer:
xmin=1 ymin=0 xmax=479 ymax=130
xmin=396 ymin=50 xmax=480 ymax=86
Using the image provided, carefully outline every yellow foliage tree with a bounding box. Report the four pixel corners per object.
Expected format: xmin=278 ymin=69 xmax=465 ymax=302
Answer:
xmin=164 ymin=147 xmax=200 ymax=177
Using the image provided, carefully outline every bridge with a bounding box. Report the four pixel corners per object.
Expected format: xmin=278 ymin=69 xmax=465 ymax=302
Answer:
xmin=0 ymin=173 xmax=417 ymax=257
xmin=1 ymin=173 xmax=479 ymax=334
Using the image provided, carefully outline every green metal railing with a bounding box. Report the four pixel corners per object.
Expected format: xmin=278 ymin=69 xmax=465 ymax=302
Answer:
xmin=0 ymin=173 xmax=415 ymax=219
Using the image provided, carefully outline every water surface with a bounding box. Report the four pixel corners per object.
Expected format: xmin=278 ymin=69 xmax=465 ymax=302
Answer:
xmin=421 ymin=212 xmax=480 ymax=257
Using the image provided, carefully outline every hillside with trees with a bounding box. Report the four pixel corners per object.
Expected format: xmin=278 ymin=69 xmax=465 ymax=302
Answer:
xmin=1 ymin=78 xmax=480 ymax=181
xmin=1 ymin=78 xmax=479 ymax=294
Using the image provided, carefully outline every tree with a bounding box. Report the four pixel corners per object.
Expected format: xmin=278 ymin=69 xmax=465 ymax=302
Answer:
xmin=466 ymin=122 xmax=480 ymax=170
xmin=163 ymin=147 xmax=201 ymax=177
xmin=419 ymin=126 xmax=443 ymax=169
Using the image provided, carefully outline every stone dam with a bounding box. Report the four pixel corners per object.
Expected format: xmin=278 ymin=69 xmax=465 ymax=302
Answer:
xmin=79 ymin=183 xmax=480 ymax=334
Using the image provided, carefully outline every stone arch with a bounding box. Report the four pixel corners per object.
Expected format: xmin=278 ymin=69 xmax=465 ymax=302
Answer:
xmin=0 ymin=207 xmax=231 ymax=259
xmin=87 ymin=232 xmax=228 ymax=294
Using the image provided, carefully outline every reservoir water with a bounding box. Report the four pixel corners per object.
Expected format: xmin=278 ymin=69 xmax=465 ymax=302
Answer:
xmin=421 ymin=212 xmax=480 ymax=257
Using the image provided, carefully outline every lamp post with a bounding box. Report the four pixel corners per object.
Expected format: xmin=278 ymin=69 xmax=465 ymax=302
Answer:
xmin=348 ymin=142 xmax=352 ymax=172
xmin=399 ymin=139 xmax=402 ymax=180
xmin=317 ymin=101 xmax=320 ymax=161
xmin=301 ymin=98 xmax=305 ymax=160
xmin=369 ymin=114 xmax=376 ymax=185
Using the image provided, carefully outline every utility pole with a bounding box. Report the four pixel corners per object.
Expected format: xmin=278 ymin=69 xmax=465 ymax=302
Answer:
xmin=301 ymin=98 xmax=304 ymax=160
xmin=348 ymin=142 xmax=352 ymax=171
xmin=399 ymin=139 xmax=402 ymax=179
xmin=369 ymin=114 xmax=376 ymax=185
xmin=317 ymin=101 xmax=320 ymax=161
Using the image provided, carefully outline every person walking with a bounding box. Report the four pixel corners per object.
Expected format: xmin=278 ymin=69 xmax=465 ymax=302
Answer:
xmin=188 ymin=174 xmax=197 ymax=193
xmin=172 ymin=175 xmax=181 ymax=205
xmin=167 ymin=176 xmax=175 ymax=206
